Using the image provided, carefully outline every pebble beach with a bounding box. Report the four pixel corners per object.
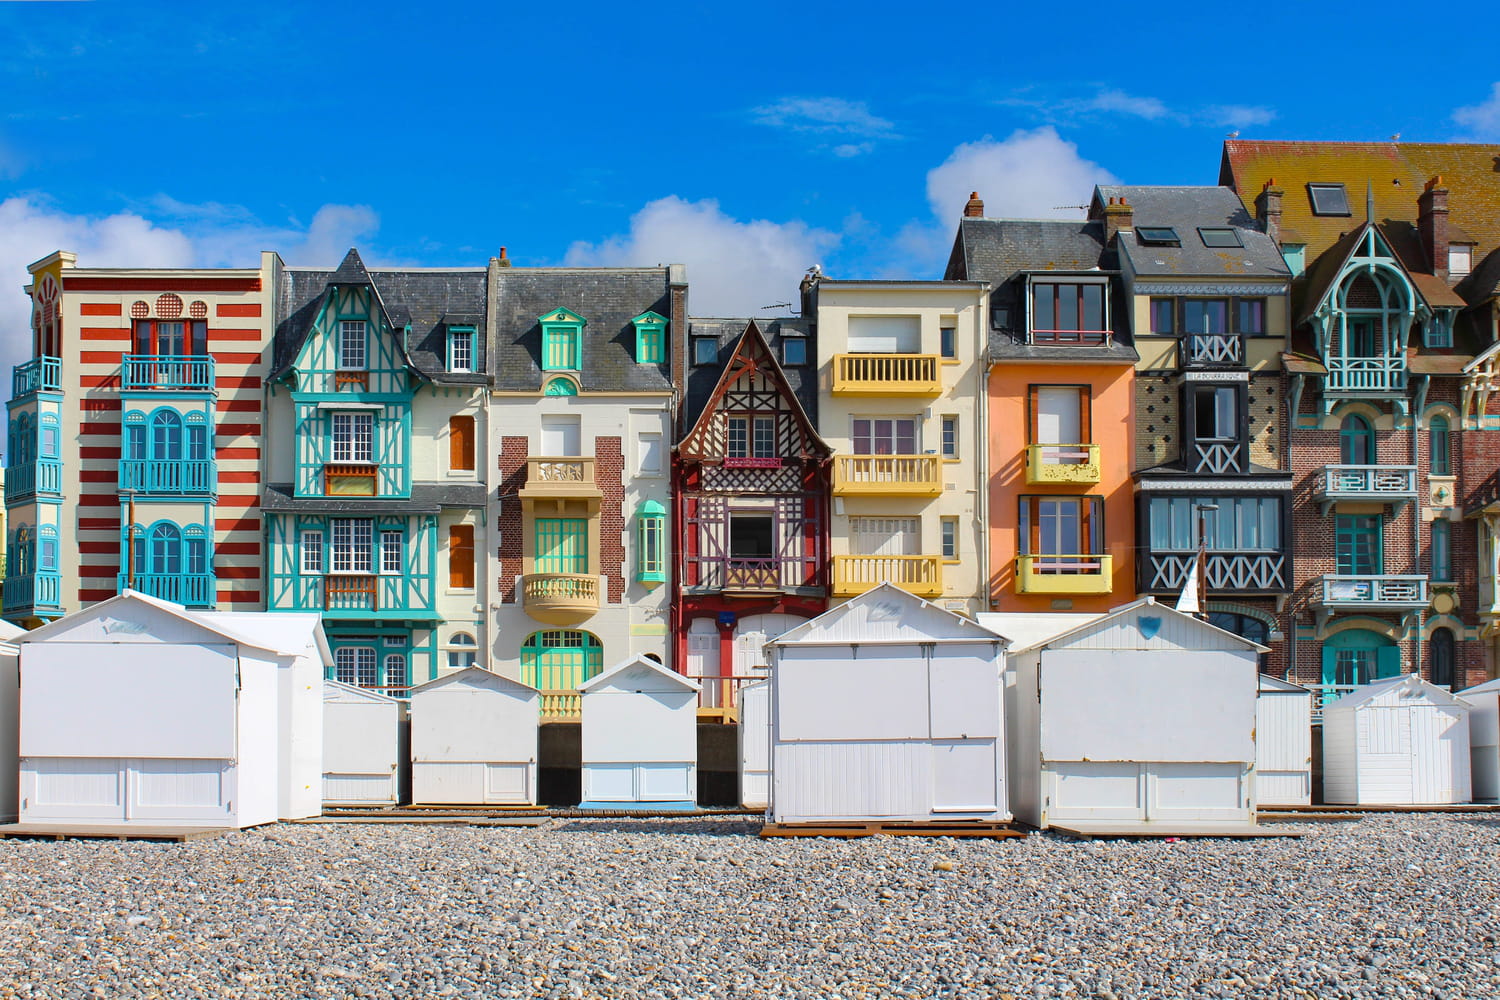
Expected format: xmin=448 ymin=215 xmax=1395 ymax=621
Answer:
xmin=2 ymin=813 xmax=1498 ymax=999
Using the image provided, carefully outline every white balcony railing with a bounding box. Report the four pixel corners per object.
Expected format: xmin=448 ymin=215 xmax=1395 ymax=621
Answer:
xmin=1317 ymin=574 xmax=1429 ymax=609
xmin=1325 ymin=356 xmax=1406 ymax=392
xmin=1318 ymin=465 xmax=1418 ymax=500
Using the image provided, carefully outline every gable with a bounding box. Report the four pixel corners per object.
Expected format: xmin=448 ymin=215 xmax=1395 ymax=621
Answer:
xmin=325 ymin=678 xmax=400 ymax=705
xmin=773 ymin=584 xmax=1006 ymax=646
xmin=410 ymin=666 xmax=538 ymax=699
xmin=20 ymin=593 xmax=238 ymax=648
xmin=582 ymin=655 xmax=698 ymax=694
xmin=290 ymin=284 xmax=415 ymax=395
xmin=1035 ymin=600 xmax=1264 ymax=654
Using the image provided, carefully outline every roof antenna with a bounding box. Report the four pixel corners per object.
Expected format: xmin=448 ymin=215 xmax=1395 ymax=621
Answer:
xmin=1366 ymin=178 xmax=1374 ymax=225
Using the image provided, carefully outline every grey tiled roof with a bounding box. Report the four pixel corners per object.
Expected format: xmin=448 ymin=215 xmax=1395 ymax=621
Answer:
xmin=489 ymin=268 xmax=674 ymax=392
xmin=1095 ymin=186 xmax=1290 ymax=279
xmin=684 ymin=317 xmax=815 ymax=423
xmin=261 ymin=482 xmax=488 ymax=514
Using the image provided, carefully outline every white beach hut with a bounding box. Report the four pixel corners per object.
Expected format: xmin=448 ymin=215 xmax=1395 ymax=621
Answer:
xmin=738 ymin=680 xmax=771 ymax=811
xmin=1459 ymin=678 xmax=1500 ymax=801
xmin=409 ymin=667 xmax=540 ymax=805
xmin=1256 ymin=675 xmax=1313 ymax=806
xmin=579 ymin=655 xmax=700 ymax=810
xmin=984 ymin=598 xmax=1265 ymax=834
xmin=323 ymin=680 xmax=408 ymax=806
xmin=1323 ymin=675 xmax=1472 ymax=805
xmin=15 ymin=591 xmax=329 ymax=829
xmin=765 ymin=584 xmax=1011 ymax=825
xmin=0 ymin=619 xmax=26 ymax=824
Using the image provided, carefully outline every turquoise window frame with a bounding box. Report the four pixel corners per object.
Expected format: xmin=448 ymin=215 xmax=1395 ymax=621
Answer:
xmin=1431 ymin=518 xmax=1452 ymax=581
xmin=543 ymin=376 xmax=579 ymax=396
xmin=447 ymin=325 xmax=476 ymax=372
xmin=1282 ymin=244 xmax=1306 ymax=278
xmin=540 ymin=308 xmax=585 ymax=371
xmin=1335 ymin=514 xmax=1382 ymax=575
xmin=637 ymin=499 xmax=667 ymax=584
xmin=1430 ymin=416 xmax=1451 ymax=475
xmin=632 ymin=311 xmax=668 ymax=364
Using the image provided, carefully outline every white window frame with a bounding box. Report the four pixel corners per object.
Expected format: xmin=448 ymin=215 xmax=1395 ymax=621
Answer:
xmin=638 ymin=431 xmax=663 ymax=476
xmin=941 ymin=416 xmax=958 ymax=459
xmin=300 ymin=530 xmax=324 ymax=575
xmin=338 ymin=320 xmax=368 ymax=371
xmin=446 ymin=632 xmax=479 ymax=670
xmin=331 ymin=518 xmax=374 ymax=573
xmin=448 ymin=328 xmax=475 ymax=372
xmin=332 ymin=411 xmax=374 ymax=462
xmin=941 ymin=517 xmax=959 ymax=560
xmin=380 ymin=530 xmax=404 ymax=575
xmin=852 ymin=417 xmax=919 ymax=456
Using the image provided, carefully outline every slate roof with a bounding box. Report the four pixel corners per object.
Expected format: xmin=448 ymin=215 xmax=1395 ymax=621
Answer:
xmin=1093 ymin=185 xmax=1290 ymax=280
xmin=261 ymin=482 xmax=488 ymax=514
xmin=272 ymin=249 xmax=488 ymax=385
xmin=488 ymin=267 xmax=675 ymax=393
xmin=683 ymin=317 xmax=815 ymax=423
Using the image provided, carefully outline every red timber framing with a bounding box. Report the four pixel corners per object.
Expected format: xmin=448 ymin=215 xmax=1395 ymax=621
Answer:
xmin=671 ymin=322 xmax=833 ymax=685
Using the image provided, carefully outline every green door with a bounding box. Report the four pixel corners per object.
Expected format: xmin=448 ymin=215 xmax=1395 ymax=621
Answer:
xmin=521 ymin=630 xmax=602 ymax=717
xmin=1321 ymin=629 xmax=1400 ymax=687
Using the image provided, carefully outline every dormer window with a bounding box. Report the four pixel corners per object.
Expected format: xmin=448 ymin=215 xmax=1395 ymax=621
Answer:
xmin=1136 ymin=227 xmax=1180 ymax=247
xmin=539 ymin=308 xmax=584 ymax=371
xmin=1308 ymin=183 xmax=1350 ymax=216
xmin=632 ymin=311 xmax=668 ymax=364
xmin=1028 ymin=278 xmax=1109 ymax=345
xmin=1450 ymin=244 xmax=1474 ymax=277
xmin=447 ymin=326 xmax=475 ymax=372
xmin=338 ymin=320 xmax=367 ymax=370
xmin=1198 ymin=227 xmax=1242 ymax=248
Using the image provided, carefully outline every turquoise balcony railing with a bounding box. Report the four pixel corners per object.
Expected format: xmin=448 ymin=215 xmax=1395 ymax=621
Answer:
xmin=117 ymin=572 xmax=216 ymax=608
xmin=4 ymin=459 xmax=63 ymax=502
xmin=3 ymin=571 xmax=62 ymax=614
xmin=118 ymin=458 xmax=216 ymax=496
xmin=12 ymin=356 xmax=61 ymax=397
xmin=121 ymin=355 xmax=215 ymax=391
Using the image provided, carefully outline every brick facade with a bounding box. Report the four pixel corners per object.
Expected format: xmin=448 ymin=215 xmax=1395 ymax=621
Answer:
xmin=596 ymin=436 xmax=625 ymax=603
xmin=496 ymin=435 xmax=528 ymax=603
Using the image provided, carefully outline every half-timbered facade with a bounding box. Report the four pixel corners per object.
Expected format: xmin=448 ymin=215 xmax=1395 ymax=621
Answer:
xmin=264 ymin=250 xmax=488 ymax=693
xmin=673 ymin=320 xmax=829 ymax=717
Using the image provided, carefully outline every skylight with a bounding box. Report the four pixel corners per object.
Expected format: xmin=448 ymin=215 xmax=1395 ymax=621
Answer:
xmin=1198 ymin=227 xmax=1243 ymax=248
xmin=1136 ymin=227 xmax=1181 ymax=247
xmin=1308 ymin=183 xmax=1351 ymax=216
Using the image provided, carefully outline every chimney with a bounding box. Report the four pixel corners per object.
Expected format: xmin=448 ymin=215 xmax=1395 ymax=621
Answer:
xmin=799 ymin=266 xmax=821 ymax=321
xmin=1255 ymin=178 xmax=1284 ymax=243
xmin=963 ymin=191 xmax=985 ymax=218
xmin=1418 ymin=176 xmax=1450 ymax=279
xmin=497 ymin=246 xmax=512 ymax=268
xmin=1103 ymin=196 xmax=1133 ymax=242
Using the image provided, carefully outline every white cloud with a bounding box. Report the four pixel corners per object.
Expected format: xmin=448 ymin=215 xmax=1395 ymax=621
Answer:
xmin=925 ymin=127 xmax=1118 ymax=222
xmin=751 ymin=97 xmax=897 ymax=138
xmin=833 ymin=142 xmax=875 ymax=158
xmin=1454 ymin=83 xmax=1500 ymax=137
xmin=564 ymin=196 xmax=839 ymax=316
xmin=1086 ymin=89 xmax=1171 ymax=120
xmin=1206 ymin=104 xmax=1277 ymax=128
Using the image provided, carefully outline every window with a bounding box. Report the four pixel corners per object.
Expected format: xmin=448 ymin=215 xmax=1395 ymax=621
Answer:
xmin=941 ymin=517 xmax=958 ymax=560
xmin=637 ymin=500 xmax=666 ymax=584
xmin=1198 ymin=227 xmax=1243 ymax=248
xmin=1335 ymin=514 xmax=1382 ymax=575
xmin=633 ymin=311 xmax=667 ymax=364
xmin=692 ymin=337 xmax=719 ymax=366
xmin=151 ymin=410 xmax=183 ymax=460
xmin=520 ymin=630 xmax=604 ymax=695
xmin=638 ymin=431 xmax=663 ymax=475
xmin=449 ymin=415 xmax=476 ymax=472
xmin=332 ymin=412 xmax=374 ymax=462
xmin=1183 ymin=299 xmax=1228 ymax=335
xmin=37 ymin=527 xmax=57 ymax=572
xmin=1030 ymin=386 xmax=1090 ymax=459
xmin=449 ymin=524 xmax=475 ymax=589
xmin=1430 ymin=416 xmax=1451 ymax=475
xmin=1148 ymin=496 xmax=1281 ymax=551
xmin=383 ymin=654 xmax=407 ymax=692
xmin=1450 ymin=245 xmax=1473 ymax=277
xmin=1207 ymin=611 xmax=1271 ymax=670
xmin=1031 ymin=282 xmax=1107 ymax=342
xmin=380 ymin=530 xmax=404 ymax=575
xmin=335 ymin=646 xmax=379 ymax=688
xmin=1282 ymin=244 xmax=1306 ymax=278
xmin=338 ymin=320 xmax=367 ymax=370
xmin=447 ymin=632 xmax=478 ymax=670
xmin=535 ymin=518 xmax=588 ymax=574
xmin=1431 ymin=519 xmax=1452 ymax=581
xmin=133 ymin=318 xmax=206 ymax=357
xmin=147 ymin=522 xmax=183 ymax=576
xmin=940 ymin=326 xmax=957 ymax=359
xmin=331 ymin=519 xmax=374 ymax=573
xmin=1020 ymin=497 xmax=1103 ymax=564
xmin=448 ymin=327 xmax=475 ymax=372
xmin=1136 ymin=227 xmax=1181 ymax=246
xmin=852 ymin=417 xmax=917 ymax=455
xmin=1340 ymin=414 xmax=1375 ymax=465
xmin=850 ymin=516 xmax=918 ymax=556
xmin=782 ymin=338 xmax=807 ymax=366
xmin=1430 ymin=628 xmax=1456 ymax=687
xmin=540 ymin=310 xmax=584 ymax=371
xmin=1308 ymin=183 xmax=1351 ymax=216
xmin=301 ymin=531 xmax=324 ymax=574
xmin=729 ymin=514 xmax=776 ymax=558
xmin=941 ymin=416 xmax=958 ymax=459
xmin=847 ymin=316 xmax=919 ymax=353
xmin=1149 ymin=298 xmax=1175 ymax=334
xmin=1194 ymin=386 xmax=1238 ymax=441
xmin=1238 ymin=299 xmax=1265 ymax=335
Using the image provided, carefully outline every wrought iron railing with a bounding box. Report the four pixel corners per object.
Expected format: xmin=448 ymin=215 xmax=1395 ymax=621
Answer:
xmin=121 ymin=355 xmax=215 ymax=391
xmin=11 ymin=356 xmax=61 ymax=396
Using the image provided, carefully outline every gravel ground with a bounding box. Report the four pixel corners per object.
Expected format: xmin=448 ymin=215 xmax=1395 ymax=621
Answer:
xmin=1 ymin=814 xmax=1498 ymax=999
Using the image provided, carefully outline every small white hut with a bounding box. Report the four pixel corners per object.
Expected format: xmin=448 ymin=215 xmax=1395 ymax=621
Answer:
xmin=579 ymin=655 xmax=700 ymax=810
xmin=1323 ymin=675 xmax=1472 ymax=805
xmin=16 ymin=591 xmax=328 ymax=829
xmin=765 ymin=585 xmax=1011 ymax=825
xmin=1459 ymin=678 xmax=1500 ymax=801
xmin=409 ymin=667 xmax=540 ymax=805
xmin=1256 ymin=675 xmax=1312 ymax=807
xmin=738 ymin=680 xmax=771 ymax=811
xmin=323 ymin=680 xmax=409 ymax=806
xmin=985 ymin=598 xmax=1265 ymax=834
xmin=0 ymin=619 xmax=25 ymax=824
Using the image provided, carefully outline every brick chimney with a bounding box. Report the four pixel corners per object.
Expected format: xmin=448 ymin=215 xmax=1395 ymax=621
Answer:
xmin=1419 ymin=176 xmax=1450 ymax=279
xmin=1103 ymin=197 xmax=1133 ymax=242
xmin=497 ymin=246 xmax=511 ymax=268
xmin=1255 ymin=178 xmax=1284 ymax=243
xmin=963 ymin=192 xmax=985 ymax=218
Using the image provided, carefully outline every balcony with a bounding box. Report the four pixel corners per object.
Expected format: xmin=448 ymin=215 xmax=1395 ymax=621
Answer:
xmin=117 ymin=572 xmax=215 ymax=608
xmin=1178 ymin=332 xmax=1245 ymax=369
xmin=1016 ymin=554 xmax=1114 ymax=595
xmin=121 ymin=355 xmax=215 ymax=392
xmin=1316 ymin=465 xmax=1418 ymax=512
xmin=1142 ymin=551 xmax=1288 ymax=594
xmin=831 ymin=354 xmax=941 ymax=396
xmin=833 ymin=455 xmax=942 ymax=496
xmin=690 ymin=672 xmax=768 ymax=722
xmin=519 ymin=457 xmax=603 ymax=505
xmin=1325 ymin=356 xmax=1406 ymax=393
xmin=1025 ymin=444 xmax=1101 ymax=485
xmin=1316 ymin=574 xmax=1429 ymax=611
xmin=1187 ymin=441 xmax=1245 ymax=475
xmin=523 ymin=573 xmax=600 ymax=625
xmin=4 ymin=459 xmax=63 ymax=502
xmin=3 ymin=572 xmax=62 ymax=617
xmin=324 ymin=575 xmax=378 ymax=612
xmin=11 ymin=356 xmax=61 ymax=398
xmin=832 ymin=555 xmax=942 ymax=597
xmin=119 ymin=458 xmax=216 ymax=496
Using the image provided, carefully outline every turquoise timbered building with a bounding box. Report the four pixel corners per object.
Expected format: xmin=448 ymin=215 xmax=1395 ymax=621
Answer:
xmin=265 ymin=250 xmax=489 ymax=694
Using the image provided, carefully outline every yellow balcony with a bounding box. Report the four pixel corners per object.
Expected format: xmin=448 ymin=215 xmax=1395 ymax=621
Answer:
xmin=522 ymin=573 xmax=600 ymax=625
xmin=832 ymin=555 xmax=943 ymax=597
xmin=833 ymin=455 xmax=943 ymax=496
xmin=1016 ymin=554 xmax=1114 ymax=595
xmin=519 ymin=456 xmax=603 ymax=508
xmin=832 ymin=354 xmax=942 ymax=396
xmin=1025 ymin=444 xmax=1101 ymax=485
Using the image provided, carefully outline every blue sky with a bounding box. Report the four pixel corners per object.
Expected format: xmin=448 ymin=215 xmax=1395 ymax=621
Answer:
xmin=3 ymin=0 xmax=1500 ymax=356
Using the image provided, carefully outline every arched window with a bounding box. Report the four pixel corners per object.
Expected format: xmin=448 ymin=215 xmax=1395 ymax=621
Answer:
xmin=37 ymin=525 xmax=58 ymax=572
xmin=446 ymin=632 xmax=478 ymax=670
xmin=1431 ymin=519 xmax=1452 ymax=581
xmin=1322 ymin=628 xmax=1399 ymax=687
xmin=185 ymin=411 xmax=209 ymax=462
xmin=520 ymin=630 xmax=603 ymax=713
xmin=1206 ymin=611 xmax=1271 ymax=671
xmin=384 ymin=653 xmax=407 ymax=693
xmin=151 ymin=410 xmax=183 ymax=460
xmin=38 ymin=413 xmax=60 ymax=459
xmin=1429 ymin=415 xmax=1451 ymax=476
xmin=149 ymin=522 xmax=182 ymax=575
xmin=1430 ymin=628 xmax=1456 ymax=688
xmin=124 ymin=412 xmax=147 ymax=461
xmin=1340 ymin=414 xmax=1374 ymax=465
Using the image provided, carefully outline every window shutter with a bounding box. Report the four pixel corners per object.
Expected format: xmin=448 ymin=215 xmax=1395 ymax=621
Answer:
xmin=1375 ymin=645 xmax=1401 ymax=680
xmin=1321 ymin=644 xmax=1337 ymax=686
xmin=1028 ymin=386 xmax=1039 ymax=444
xmin=1079 ymin=389 xmax=1092 ymax=442
xmin=449 ymin=415 xmax=476 ymax=471
xmin=449 ymin=524 xmax=475 ymax=589
xmin=1021 ymin=497 xmax=1039 ymax=555
xmin=1081 ymin=498 xmax=1096 ymax=555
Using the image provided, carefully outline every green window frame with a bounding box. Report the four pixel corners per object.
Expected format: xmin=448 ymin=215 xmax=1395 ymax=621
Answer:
xmin=1430 ymin=416 xmax=1451 ymax=475
xmin=632 ymin=311 xmax=668 ymax=364
xmin=535 ymin=517 xmax=588 ymax=574
xmin=540 ymin=309 xmax=585 ymax=371
xmin=1335 ymin=514 xmax=1382 ymax=575
xmin=637 ymin=499 xmax=666 ymax=584
xmin=520 ymin=630 xmax=603 ymax=695
xmin=1321 ymin=629 xmax=1400 ymax=687
xmin=1431 ymin=518 xmax=1452 ymax=581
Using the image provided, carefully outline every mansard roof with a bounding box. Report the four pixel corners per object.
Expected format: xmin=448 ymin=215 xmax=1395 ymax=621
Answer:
xmin=1093 ymin=185 xmax=1289 ymax=280
xmin=488 ymin=266 xmax=676 ymax=393
xmin=684 ymin=316 xmax=814 ymax=420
